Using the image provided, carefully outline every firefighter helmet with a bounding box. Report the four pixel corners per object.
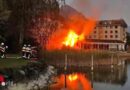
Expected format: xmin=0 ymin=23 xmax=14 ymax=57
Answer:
xmin=28 ymin=44 xmax=31 ymax=47
xmin=23 ymin=44 xmax=26 ymax=47
xmin=1 ymin=42 xmax=4 ymax=46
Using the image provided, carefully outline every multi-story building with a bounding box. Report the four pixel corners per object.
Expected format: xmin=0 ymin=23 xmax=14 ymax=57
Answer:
xmin=82 ymin=19 xmax=127 ymax=51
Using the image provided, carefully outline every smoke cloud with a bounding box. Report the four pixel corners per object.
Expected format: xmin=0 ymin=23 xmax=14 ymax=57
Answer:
xmin=67 ymin=0 xmax=130 ymax=24
xmin=68 ymin=0 xmax=102 ymax=19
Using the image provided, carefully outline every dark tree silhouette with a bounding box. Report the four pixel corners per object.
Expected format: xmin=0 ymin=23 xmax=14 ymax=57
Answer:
xmin=1 ymin=0 xmax=60 ymax=52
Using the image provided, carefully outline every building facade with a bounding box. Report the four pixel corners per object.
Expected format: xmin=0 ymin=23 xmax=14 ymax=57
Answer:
xmin=82 ymin=19 xmax=128 ymax=51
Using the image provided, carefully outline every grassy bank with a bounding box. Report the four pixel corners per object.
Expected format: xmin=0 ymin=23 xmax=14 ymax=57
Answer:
xmin=43 ymin=49 xmax=116 ymax=62
xmin=0 ymin=58 xmax=29 ymax=69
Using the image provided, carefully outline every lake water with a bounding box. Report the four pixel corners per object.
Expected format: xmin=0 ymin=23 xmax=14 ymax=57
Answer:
xmin=94 ymin=60 xmax=130 ymax=90
xmin=51 ymin=59 xmax=130 ymax=90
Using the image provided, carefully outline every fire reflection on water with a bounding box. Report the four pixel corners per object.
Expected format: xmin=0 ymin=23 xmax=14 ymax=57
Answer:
xmin=50 ymin=73 xmax=92 ymax=90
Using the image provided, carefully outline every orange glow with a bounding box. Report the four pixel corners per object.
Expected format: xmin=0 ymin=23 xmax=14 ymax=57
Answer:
xmin=46 ymin=18 xmax=96 ymax=50
xmin=62 ymin=30 xmax=84 ymax=47
xmin=68 ymin=74 xmax=78 ymax=81
xmin=31 ymin=4 xmax=99 ymax=50
xmin=50 ymin=73 xmax=92 ymax=90
xmin=43 ymin=14 xmax=97 ymax=50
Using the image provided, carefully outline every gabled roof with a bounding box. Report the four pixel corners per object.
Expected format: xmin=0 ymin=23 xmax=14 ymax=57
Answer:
xmin=96 ymin=19 xmax=127 ymax=27
xmin=86 ymin=39 xmax=124 ymax=43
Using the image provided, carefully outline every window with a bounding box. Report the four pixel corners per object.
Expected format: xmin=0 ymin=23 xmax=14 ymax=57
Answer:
xmin=110 ymin=35 xmax=113 ymax=38
xmin=115 ymin=26 xmax=118 ymax=29
xmin=105 ymin=31 xmax=107 ymax=33
xmin=105 ymin=35 xmax=107 ymax=38
xmin=110 ymin=31 xmax=113 ymax=33
xmin=115 ymin=35 xmax=118 ymax=38
xmin=115 ymin=30 xmax=118 ymax=33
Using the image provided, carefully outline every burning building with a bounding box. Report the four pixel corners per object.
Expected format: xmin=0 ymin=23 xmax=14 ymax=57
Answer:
xmin=34 ymin=1 xmax=127 ymax=51
xmin=81 ymin=19 xmax=128 ymax=51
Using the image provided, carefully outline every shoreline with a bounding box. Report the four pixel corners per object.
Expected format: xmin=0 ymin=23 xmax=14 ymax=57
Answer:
xmin=43 ymin=50 xmax=130 ymax=67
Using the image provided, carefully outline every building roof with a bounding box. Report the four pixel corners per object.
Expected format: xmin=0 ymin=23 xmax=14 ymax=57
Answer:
xmin=96 ymin=19 xmax=127 ymax=27
xmin=86 ymin=39 xmax=124 ymax=43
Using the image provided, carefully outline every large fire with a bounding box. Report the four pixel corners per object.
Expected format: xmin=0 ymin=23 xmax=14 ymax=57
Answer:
xmin=45 ymin=15 xmax=96 ymax=50
xmin=68 ymin=74 xmax=78 ymax=81
xmin=62 ymin=30 xmax=84 ymax=47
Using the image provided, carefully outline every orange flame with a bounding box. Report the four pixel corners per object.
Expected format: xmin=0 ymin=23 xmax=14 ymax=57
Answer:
xmin=62 ymin=29 xmax=84 ymax=47
xmin=68 ymin=74 xmax=78 ymax=81
xmin=45 ymin=17 xmax=97 ymax=50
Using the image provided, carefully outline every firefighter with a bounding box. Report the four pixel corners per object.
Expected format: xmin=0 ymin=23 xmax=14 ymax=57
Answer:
xmin=22 ymin=44 xmax=27 ymax=58
xmin=0 ymin=42 xmax=7 ymax=58
xmin=31 ymin=46 xmax=38 ymax=58
xmin=26 ymin=44 xmax=32 ymax=59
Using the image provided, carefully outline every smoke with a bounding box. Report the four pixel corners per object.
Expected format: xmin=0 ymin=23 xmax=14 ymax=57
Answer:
xmin=70 ymin=0 xmax=126 ymax=20
xmin=69 ymin=0 xmax=101 ymax=19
